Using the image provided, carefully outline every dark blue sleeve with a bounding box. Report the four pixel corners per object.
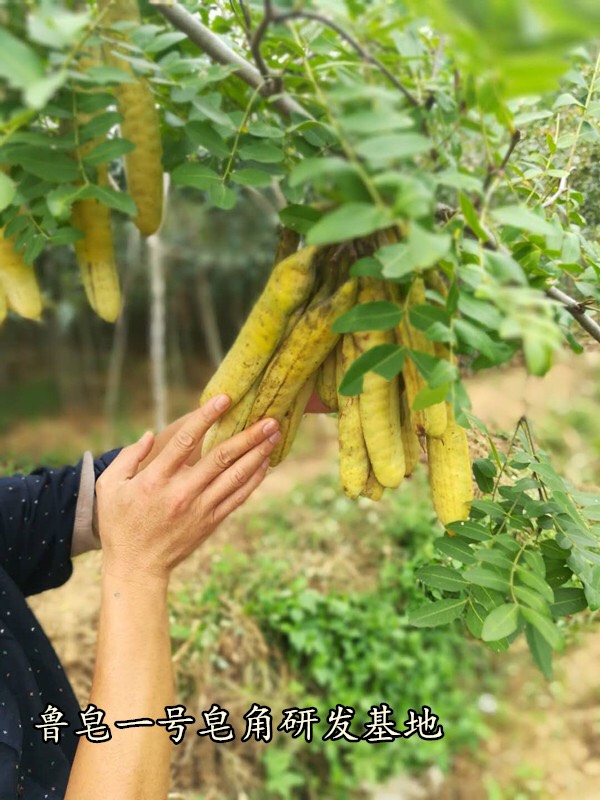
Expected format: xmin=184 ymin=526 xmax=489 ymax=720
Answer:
xmin=0 ymin=449 xmax=121 ymax=598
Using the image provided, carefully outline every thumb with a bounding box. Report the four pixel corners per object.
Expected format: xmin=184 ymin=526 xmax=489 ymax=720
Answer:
xmin=111 ymin=431 xmax=155 ymax=480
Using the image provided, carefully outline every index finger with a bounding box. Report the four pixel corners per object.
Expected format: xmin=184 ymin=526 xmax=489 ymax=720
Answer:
xmin=149 ymin=394 xmax=231 ymax=477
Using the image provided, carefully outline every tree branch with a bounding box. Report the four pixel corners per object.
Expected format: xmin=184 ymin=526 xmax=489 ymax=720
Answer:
xmin=546 ymin=286 xmax=600 ymax=344
xmin=153 ymin=3 xmax=310 ymax=118
xmin=252 ymin=6 xmax=420 ymax=108
xmin=483 ymin=128 xmax=521 ymax=191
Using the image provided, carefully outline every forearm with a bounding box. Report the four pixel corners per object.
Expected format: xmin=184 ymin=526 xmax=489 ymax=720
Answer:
xmin=65 ymin=571 xmax=174 ymax=800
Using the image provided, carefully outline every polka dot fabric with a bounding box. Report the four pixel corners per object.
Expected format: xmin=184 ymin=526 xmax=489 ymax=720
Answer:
xmin=0 ymin=450 xmax=120 ymax=799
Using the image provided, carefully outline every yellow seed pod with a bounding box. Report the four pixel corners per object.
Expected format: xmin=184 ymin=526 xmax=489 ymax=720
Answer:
xmin=337 ymin=334 xmax=370 ymax=499
xmin=100 ymin=0 xmax=163 ymax=236
xmin=71 ymin=166 xmax=121 ymax=323
xmin=70 ymin=47 xmax=122 ymax=322
xmin=200 ymin=246 xmax=318 ymax=408
xmin=426 ymin=403 xmax=473 ymax=527
xmin=360 ymin=470 xmax=384 ymax=501
xmin=269 ymin=374 xmax=316 ymax=467
xmin=396 ymin=277 xmax=447 ymax=438
xmin=0 ymin=228 xmax=43 ymax=320
xmin=400 ymin=389 xmax=421 ymax=477
xmin=355 ymin=279 xmax=405 ymax=489
xmin=201 ymin=379 xmax=260 ymax=458
xmin=316 ymin=347 xmax=339 ymax=412
xmin=248 ymin=278 xmax=357 ymax=424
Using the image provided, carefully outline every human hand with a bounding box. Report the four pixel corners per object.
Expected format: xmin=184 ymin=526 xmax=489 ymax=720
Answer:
xmin=95 ymin=395 xmax=280 ymax=583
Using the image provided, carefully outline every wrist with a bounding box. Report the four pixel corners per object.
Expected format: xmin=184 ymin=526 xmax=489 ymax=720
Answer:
xmin=101 ymin=559 xmax=170 ymax=595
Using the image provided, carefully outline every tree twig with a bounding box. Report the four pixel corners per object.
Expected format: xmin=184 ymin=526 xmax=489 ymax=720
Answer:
xmin=546 ymin=285 xmax=600 ymax=344
xmin=153 ymin=3 xmax=309 ymax=118
xmin=251 ymin=5 xmax=420 ymax=108
xmin=542 ymin=172 xmax=571 ymax=208
xmin=483 ymin=128 xmax=521 ymax=191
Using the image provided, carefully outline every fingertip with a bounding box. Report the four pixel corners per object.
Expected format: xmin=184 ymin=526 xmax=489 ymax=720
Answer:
xmin=213 ymin=394 xmax=231 ymax=412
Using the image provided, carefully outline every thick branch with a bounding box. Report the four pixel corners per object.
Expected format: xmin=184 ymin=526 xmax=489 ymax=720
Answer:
xmin=546 ymin=286 xmax=600 ymax=344
xmin=153 ymin=3 xmax=310 ymax=118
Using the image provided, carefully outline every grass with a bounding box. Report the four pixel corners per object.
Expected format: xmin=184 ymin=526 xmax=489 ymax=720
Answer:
xmin=168 ymin=471 xmax=500 ymax=799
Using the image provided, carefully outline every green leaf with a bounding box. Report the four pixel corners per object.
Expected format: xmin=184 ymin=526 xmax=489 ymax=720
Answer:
xmin=84 ymin=65 xmax=136 ymax=85
xmin=0 ymin=172 xmax=16 ymax=212
xmin=47 ymin=185 xmax=86 ymax=219
xmin=355 ymin=133 xmax=431 ymax=165
xmin=520 ymin=607 xmax=562 ymax=650
xmin=477 ymin=550 xmax=514 ymax=571
xmin=435 ymin=169 xmax=483 ymax=194
xmin=238 ymin=141 xmax=285 ymax=163
xmin=471 ymin=585 xmax=506 ymax=610
xmin=23 ymin=234 xmax=45 ymax=265
xmin=409 ymin=304 xmax=451 ymax=334
xmin=208 ymin=183 xmax=237 ymax=210
xmin=84 ymin=184 xmax=137 ymax=217
xmin=28 ymin=6 xmax=89 ymax=49
xmin=551 ymin=587 xmax=587 ymax=617
xmin=465 ymin=600 xmax=486 ymax=638
xmin=0 ymin=29 xmax=43 ymax=92
xmin=289 ymin=157 xmax=355 ymax=188
xmin=49 ymin=227 xmax=84 ymax=246
xmin=230 ymin=169 xmax=273 ymax=188
xmin=247 ymin=121 xmax=285 ymax=139
xmin=378 ymin=224 xmax=451 ymax=277
xmin=84 ymin=138 xmax=135 ymax=166
xmin=413 ymin=382 xmax=450 ymax=410
xmin=24 ymin=72 xmax=66 ymax=110
xmin=415 ymin=565 xmax=467 ymax=592
xmin=5 ymin=146 xmax=79 ymax=183
xmin=491 ymin=205 xmax=555 ymax=237
xmin=484 ymin=251 xmax=527 ymax=285
xmin=408 ymin=597 xmax=467 ymax=627
xmin=79 ymin=111 xmax=123 ymax=143
xmin=514 ymin=585 xmax=551 ymax=615
xmin=186 ymin=121 xmax=230 ymax=157
xmin=459 ymin=192 xmax=488 ymax=240
xmin=340 ymin=109 xmax=413 ymax=134
xmin=279 ymin=204 xmax=322 ymax=235
xmin=332 ymin=301 xmax=402 ymax=333
xmin=338 ymin=344 xmax=405 ymax=396
xmin=525 ymin=623 xmax=553 ymax=679
xmin=473 ymin=458 xmax=496 ymax=493
xmin=435 ymin=537 xmax=476 ymax=564
xmin=172 ymin=163 xmax=221 ymax=190
xmin=3 ymin=215 xmax=29 ymax=238
xmin=408 ymin=350 xmax=458 ymax=387
xmin=349 ymin=257 xmax=382 ymax=278
xmin=481 ymin=603 xmax=519 ymax=641
xmin=446 ymin=521 xmax=491 ymax=541
xmin=515 ymin=566 xmax=554 ymax=604
xmin=463 ymin=565 xmax=510 ymax=593
xmin=144 ymin=30 xmax=187 ymax=54
xmin=306 ymin=203 xmax=390 ymax=247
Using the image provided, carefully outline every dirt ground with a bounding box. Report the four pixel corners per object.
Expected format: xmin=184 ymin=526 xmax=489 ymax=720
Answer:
xmin=19 ymin=349 xmax=600 ymax=799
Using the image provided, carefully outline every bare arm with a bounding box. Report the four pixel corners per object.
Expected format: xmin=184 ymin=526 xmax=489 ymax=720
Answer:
xmin=65 ymin=397 xmax=280 ymax=799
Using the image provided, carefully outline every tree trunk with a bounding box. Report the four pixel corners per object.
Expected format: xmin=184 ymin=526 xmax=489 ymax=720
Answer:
xmin=148 ymin=232 xmax=168 ymax=432
xmin=196 ymin=268 xmax=223 ymax=370
xmin=103 ymin=225 xmax=140 ymax=445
